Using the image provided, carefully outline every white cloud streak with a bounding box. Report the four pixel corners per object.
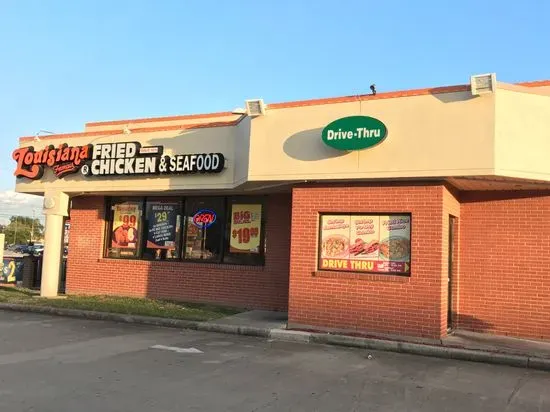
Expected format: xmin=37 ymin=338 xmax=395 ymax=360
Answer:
xmin=0 ymin=191 xmax=44 ymax=225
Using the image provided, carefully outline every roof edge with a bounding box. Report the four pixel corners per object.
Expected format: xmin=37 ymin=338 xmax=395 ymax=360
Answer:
xmin=20 ymin=119 xmax=241 ymax=143
xmin=19 ymin=78 xmax=550 ymax=144
xmin=516 ymin=80 xmax=550 ymax=87
xmin=268 ymin=84 xmax=470 ymax=110
xmin=85 ymin=110 xmax=234 ymax=127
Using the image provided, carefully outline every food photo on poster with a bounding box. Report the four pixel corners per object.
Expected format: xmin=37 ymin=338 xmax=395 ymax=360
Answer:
xmin=111 ymin=203 xmax=140 ymax=254
xmin=318 ymin=214 xmax=411 ymax=274
xmin=230 ymin=204 xmax=262 ymax=254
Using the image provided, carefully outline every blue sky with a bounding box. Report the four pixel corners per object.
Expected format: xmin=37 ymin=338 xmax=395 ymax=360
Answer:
xmin=0 ymin=0 xmax=549 ymax=220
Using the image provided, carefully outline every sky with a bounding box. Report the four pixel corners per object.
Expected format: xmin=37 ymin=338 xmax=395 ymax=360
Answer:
xmin=0 ymin=0 xmax=549 ymax=223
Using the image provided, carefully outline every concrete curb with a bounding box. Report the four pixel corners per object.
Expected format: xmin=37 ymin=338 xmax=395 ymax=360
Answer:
xmin=307 ymin=332 xmax=550 ymax=371
xmin=197 ymin=322 xmax=270 ymax=338
xmin=0 ymin=303 xmax=201 ymax=330
xmin=1 ymin=303 xmax=549 ymax=371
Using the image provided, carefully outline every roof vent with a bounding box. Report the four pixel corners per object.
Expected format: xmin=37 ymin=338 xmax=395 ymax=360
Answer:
xmin=245 ymin=99 xmax=266 ymax=117
xmin=471 ymin=73 xmax=496 ymax=95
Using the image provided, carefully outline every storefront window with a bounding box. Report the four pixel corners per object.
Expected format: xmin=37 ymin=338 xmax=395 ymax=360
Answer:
xmin=104 ymin=196 xmax=266 ymax=266
xmin=183 ymin=197 xmax=225 ymax=261
xmin=143 ymin=199 xmax=182 ymax=260
xmin=223 ymin=198 xmax=265 ymax=265
xmin=318 ymin=213 xmax=411 ymax=275
xmin=106 ymin=198 xmax=143 ymax=258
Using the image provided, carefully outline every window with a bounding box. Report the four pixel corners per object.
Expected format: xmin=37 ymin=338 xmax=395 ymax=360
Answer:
xmin=223 ymin=197 xmax=265 ymax=265
xmin=318 ymin=213 xmax=411 ymax=275
xmin=183 ymin=197 xmax=225 ymax=262
xmin=106 ymin=198 xmax=143 ymax=258
xmin=143 ymin=198 xmax=182 ymax=260
xmin=104 ymin=196 xmax=266 ymax=266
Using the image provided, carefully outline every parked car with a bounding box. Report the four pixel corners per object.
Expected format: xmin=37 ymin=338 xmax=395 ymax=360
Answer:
xmin=31 ymin=244 xmax=44 ymax=255
xmin=14 ymin=245 xmax=31 ymax=254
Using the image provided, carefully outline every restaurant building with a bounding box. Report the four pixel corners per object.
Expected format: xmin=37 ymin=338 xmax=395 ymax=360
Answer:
xmin=12 ymin=74 xmax=550 ymax=342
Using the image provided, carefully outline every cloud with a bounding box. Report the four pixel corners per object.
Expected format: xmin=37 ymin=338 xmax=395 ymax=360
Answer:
xmin=0 ymin=191 xmax=44 ymax=225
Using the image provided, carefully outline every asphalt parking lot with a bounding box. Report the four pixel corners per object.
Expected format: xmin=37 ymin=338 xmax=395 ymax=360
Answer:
xmin=0 ymin=311 xmax=548 ymax=412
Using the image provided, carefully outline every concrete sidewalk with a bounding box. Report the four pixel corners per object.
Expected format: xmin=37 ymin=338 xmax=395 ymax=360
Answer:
xmin=207 ymin=310 xmax=550 ymax=360
xmin=443 ymin=329 xmax=550 ymax=359
xmin=1 ymin=303 xmax=549 ymax=371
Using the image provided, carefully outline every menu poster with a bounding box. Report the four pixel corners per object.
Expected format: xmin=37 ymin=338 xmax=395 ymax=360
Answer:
xmin=319 ymin=215 xmax=351 ymax=263
xmin=111 ymin=202 xmax=141 ymax=251
xmin=146 ymin=203 xmax=179 ymax=250
xmin=1 ymin=258 xmax=23 ymax=284
xmin=319 ymin=214 xmax=411 ymax=274
xmin=230 ymin=204 xmax=262 ymax=253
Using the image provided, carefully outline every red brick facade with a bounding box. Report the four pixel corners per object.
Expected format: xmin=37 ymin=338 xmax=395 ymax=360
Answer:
xmin=287 ymin=184 xmax=550 ymax=341
xmin=459 ymin=192 xmax=550 ymax=340
xmin=288 ymin=184 xmax=449 ymax=339
xmin=66 ymin=185 xmax=550 ymax=342
xmin=66 ymin=194 xmax=291 ymax=311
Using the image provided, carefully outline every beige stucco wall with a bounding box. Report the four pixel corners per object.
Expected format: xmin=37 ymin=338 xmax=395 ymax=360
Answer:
xmin=247 ymin=91 xmax=496 ymax=181
xmin=232 ymin=117 xmax=252 ymax=186
xmin=14 ymin=82 xmax=550 ymax=196
xmin=495 ymin=89 xmax=550 ymax=181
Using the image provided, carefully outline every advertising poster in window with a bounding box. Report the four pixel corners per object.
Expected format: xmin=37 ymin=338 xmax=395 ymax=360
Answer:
xmin=1 ymin=258 xmax=23 ymax=284
xmin=111 ymin=203 xmax=140 ymax=250
xmin=319 ymin=214 xmax=411 ymax=274
xmin=230 ymin=204 xmax=262 ymax=253
xmin=146 ymin=202 xmax=179 ymax=251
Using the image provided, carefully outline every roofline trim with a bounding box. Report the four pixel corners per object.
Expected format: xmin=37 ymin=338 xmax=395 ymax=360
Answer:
xmin=19 ymin=79 xmax=550 ymax=143
xmin=85 ymin=110 xmax=235 ymax=127
xmin=267 ymin=84 xmax=471 ymax=109
xmin=20 ymin=119 xmax=241 ymax=143
xmin=266 ymin=80 xmax=550 ymax=110
xmin=517 ymin=80 xmax=550 ymax=87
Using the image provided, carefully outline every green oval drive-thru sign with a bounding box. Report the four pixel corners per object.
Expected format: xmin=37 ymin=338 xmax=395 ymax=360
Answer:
xmin=322 ymin=116 xmax=387 ymax=151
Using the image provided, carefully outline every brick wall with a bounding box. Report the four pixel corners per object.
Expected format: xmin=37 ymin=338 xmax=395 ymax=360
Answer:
xmin=66 ymin=194 xmax=291 ymax=311
xmin=459 ymin=191 xmax=550 ymax=340
xmin=288 ymin=184 xmax=448 ymax=339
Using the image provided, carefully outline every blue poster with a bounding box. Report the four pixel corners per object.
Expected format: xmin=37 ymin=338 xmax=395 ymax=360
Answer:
xmin=146 ymin=203 xmax=179 ymax=249
xmin=1 ymin=258 xmax=24 ymax=284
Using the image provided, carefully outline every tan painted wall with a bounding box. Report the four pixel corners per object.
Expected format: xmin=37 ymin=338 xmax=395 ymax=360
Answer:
xmin=16 ymin=84 xmax=550 ymax=196
xmin=248 ymin=91 xmax=496 ymax=181
xmin=495 ymin=89 xmax=550 ymax=180
xmin=233 ymin=117 xmax=252 ymax=186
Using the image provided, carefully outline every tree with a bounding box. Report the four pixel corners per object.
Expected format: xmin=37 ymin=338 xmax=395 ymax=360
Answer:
xmin=1 ymin=216 xmax=44 ymax=245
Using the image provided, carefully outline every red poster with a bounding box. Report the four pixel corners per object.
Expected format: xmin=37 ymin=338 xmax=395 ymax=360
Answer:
xmin=319 ymin=214 xmax=411 ymax=274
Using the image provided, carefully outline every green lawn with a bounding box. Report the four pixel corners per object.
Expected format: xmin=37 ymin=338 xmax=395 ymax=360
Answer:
xmin=0 ymin=287 xmax=241 ymax=321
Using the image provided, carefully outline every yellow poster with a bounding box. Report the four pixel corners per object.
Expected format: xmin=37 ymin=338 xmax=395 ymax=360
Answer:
xmin=230 ymin=204 xmax=262 ymax=253
xmin=112 ymin=203 xmax=140 ymax=249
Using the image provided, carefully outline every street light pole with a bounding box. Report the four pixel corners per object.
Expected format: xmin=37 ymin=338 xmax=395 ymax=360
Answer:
xmin=13 ymin=216 xmax=18 ymax=244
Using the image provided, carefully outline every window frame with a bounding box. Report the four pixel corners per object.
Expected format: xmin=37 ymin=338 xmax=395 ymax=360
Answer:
xmin=142 ymin=197 xmax=184 ymax=261
xmin=317 ymin=212 xmax=412 ymax=276
xmin=103 ymin=195 xmax=268 ymax=267
xmin=222 ymin=196 xmax=267 ymax=266
xmin=181 ymin=196 xmax=226 ymax=264
xmin=104 ymin=196 xmax=146 ymax=259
